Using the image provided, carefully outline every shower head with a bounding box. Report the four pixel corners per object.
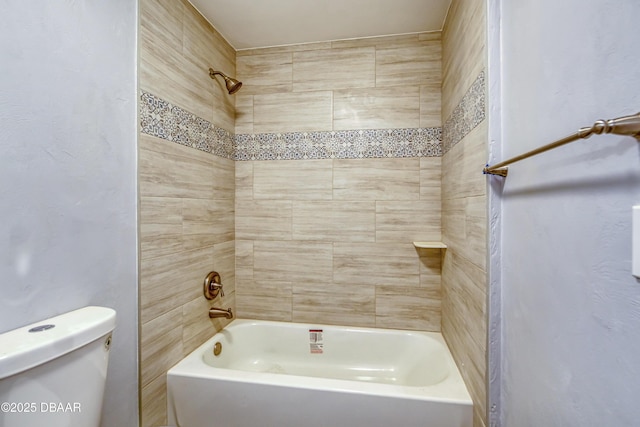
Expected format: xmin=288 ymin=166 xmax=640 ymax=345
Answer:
xmin=208 ymin=68 xmax=243 ymax=94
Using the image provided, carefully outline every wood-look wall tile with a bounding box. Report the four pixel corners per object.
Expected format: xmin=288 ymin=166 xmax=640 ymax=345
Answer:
xmin=236 ymin=52 xmax=293 ymax=95
xmin=213 ymin=240 xmax=237 ymax=287
xmin=208 ymin=76 xmax=237 ymax=132
xmin=236 ymin=280 xmax=292 ymax=321
xmin=182 ymin=295 xmax=232 ymax=354
xmin=211 ymin=156 xmax=236 ymax=199
xmin=182 ymin=198 xmax=234 ymax=249
xmin=140 ymin=247 xmax=214 ymax=324
xmin=235 ymin=240 xmax=254 ymax=282
xmin=442 ymin=195 xmax=486 ymax=271
xmin=442 ymin=250 xmax=487 ymax=426
xmin=253 ymin=240 xmax=333 ymax=284
xmin=292 ymin=201 xmax=375 ymax=242
xmin=140 ymin=252 xmax=190 ymax=323
xmin=183 ymin=1 xmax=236 ymax=132
xmin=139 ymin=0 xmax=183 ymax=55
xmin=235 ymin=160 xmax=254 ymax=200
xmin=441 ymin=121 xmax=487 ymax=199
xmin=140 ymin=1 xmax=237 ymax=425
xmin=333 ymin=86 xmax=420 ymax=130
xmin=330 ymin=35 xmax=396 ymax=49
xmin=376 ymin=43 xmax=441 ymax=88
xmin=375 ymin=286 xmax=441 ymax=331
xmin=140 ymin=373 xmax=167 ymax=427
xmin=419 ymin=250 xmax=442 ymax=288
xmin=140 ymin=233 xmax=185 ymax=262
xmin=253 ymin=91 xmax=333 ymax=133
xmin=253 ymin=159 xmax=333 ymax=200
xmin=442 ymin=195 xmax=464 ymax=247
xmin=236 ymin=41 xmax=332 ymax=57
xmin=333 ymin=242 xmax=420 ymax=287
xmin=140 ymin=197 xmax=183 ymax=260
xmin=140 ymin=26 xmax=214 ymax=123
xmin=181 ymin=297 xmax=215 ymax=353
xmin=443 ymin=334 xmax=485 ymax=421
xmin=182 ymin=1 xmax=235 ymax=79
xmin=292 ymin=47 xmax=375 ymax=92
xmin=234 ymin=94 xmax=254 ymax=134
xmin=375 ymin=200 xmax=441 ymax=242
xmin=140 ymin=197 xmax=183 ymax=227
xmin=474 ymin=404 xmax=488 ymax=427
xmin=332 ymin=32 xmax=438 ymax=50
xmin=140 ymin=0 xmax=236 ymax=132
xmin=139 ymin=135 xmax=213 ymax=198
xmin=210 ymin=30 xmax=237 ymax=78
xmin=442 ymin=0 xmax=486 ymax=120
xmin=420 ymin=83 xmax=442 ymax=128
xmin=419 ymin=32 xmax=443 ymax=42
xmin=333 ymin=158 xmax=420 ymax=200
xmin=292 ymin=283 xmax=375 ymax=327
xmin=236 ymin=200 xmax=292 ymax=240
xmin=420 ymin=157 xmax=442 ymax=202
xmin=140 ymin=307 xmax=184 ymax=387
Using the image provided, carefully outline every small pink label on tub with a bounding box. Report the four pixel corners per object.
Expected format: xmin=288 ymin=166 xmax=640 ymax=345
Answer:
xmin=309 ymin=329 xmax=323 ymax=354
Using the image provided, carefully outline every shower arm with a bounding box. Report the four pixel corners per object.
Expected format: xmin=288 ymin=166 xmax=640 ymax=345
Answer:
xmin=208 ymin=67 xmax=243 ymax=94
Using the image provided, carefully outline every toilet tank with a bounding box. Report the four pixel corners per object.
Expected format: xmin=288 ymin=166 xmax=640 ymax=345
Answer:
xmin=0 ymin=306 xmax=116 ymax=427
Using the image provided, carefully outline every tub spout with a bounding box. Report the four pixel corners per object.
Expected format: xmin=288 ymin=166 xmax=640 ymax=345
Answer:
xmin=209 ymin=307 xmax=233 ymax=319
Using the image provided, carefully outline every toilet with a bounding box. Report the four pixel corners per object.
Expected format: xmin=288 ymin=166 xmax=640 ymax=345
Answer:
xmin=0 ymin=306 xmax=116 ymax=427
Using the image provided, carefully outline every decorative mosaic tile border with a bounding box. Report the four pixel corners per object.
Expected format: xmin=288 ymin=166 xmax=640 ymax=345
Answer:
xmin=235 ymin=128 xmax=441 ymax=161
xmin=442 ymin=70 xmax=486 ymax=154
xmin=140 ymin=91 xmax=235 ymax=160
xmin=140 ymin=90 xmax=442 ymax=161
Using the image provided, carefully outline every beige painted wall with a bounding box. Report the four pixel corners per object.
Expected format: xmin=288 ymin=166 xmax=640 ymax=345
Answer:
xmin=234 ymin=34 xmax=444 ymax=331
xmin=138 ymin=0 xmax=236 ymax=425
xmin=441 ymin=0 xmax=488 ymax=426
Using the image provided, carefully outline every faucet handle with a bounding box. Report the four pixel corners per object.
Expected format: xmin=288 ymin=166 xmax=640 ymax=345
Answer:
xmin=203 ymin=271 xmax=224 ymax=300
xmin=212 ymin=283 xmax=225 ymax=297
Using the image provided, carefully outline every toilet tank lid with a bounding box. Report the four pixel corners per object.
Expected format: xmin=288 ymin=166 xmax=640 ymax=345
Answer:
xmin=0 ymin=306 xmax=116 ymax=380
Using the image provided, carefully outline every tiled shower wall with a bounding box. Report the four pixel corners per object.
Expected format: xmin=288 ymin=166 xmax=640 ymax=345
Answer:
xmin=441 ymin=0 xmax=488 ymax=426
xmin=234 ymin=33 xmax=442 ymax=133
xmin=138 ymin=0 xmax=236 ymax=426
xmin=234 ymin=34 xmax=445 ymax=330
xmin=138 ymin=3 xmax=488 ymax=425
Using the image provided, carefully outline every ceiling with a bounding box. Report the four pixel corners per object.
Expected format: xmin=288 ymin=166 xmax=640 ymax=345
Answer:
xmin=188 ymin=0 xmax=452 ymax=50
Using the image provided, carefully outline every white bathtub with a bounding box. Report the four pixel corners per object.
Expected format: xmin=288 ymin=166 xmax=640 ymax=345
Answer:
xmin=167 ymin=319 xmax=472 ymax=427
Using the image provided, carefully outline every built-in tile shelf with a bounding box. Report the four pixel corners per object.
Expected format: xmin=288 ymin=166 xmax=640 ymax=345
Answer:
xmin=413 ymin=241 xmax=447 ymax=249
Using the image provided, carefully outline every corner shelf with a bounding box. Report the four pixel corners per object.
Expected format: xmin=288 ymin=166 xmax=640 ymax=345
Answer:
xmin=413 ymin=241 xmax=447 ymax=249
